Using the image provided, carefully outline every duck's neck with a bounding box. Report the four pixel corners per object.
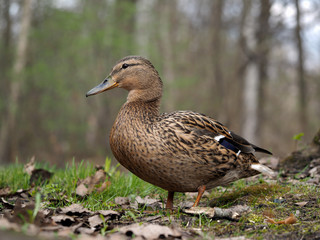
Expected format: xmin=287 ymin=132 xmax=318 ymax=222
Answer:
xmin=123 ymin=98 xmax=161 ymax=120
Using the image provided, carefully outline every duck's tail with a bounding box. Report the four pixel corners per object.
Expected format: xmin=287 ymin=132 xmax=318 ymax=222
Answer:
xmin=251 ymin=163 xmax=276 ymax=177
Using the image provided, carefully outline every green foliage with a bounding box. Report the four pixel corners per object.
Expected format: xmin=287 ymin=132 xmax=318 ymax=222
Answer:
xmin=0 ymin=162 xmax=30 ymax=191
xmin=32 ymin=192 xmax=41 ymax=222
xmin=293 ymin=132 xmax=304 ymax=141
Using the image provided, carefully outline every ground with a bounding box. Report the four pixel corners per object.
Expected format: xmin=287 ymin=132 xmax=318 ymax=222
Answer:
xmin=1 ymin=153 xmax=320 ymax=240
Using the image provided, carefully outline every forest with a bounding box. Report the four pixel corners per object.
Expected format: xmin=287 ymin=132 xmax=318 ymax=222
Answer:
xmin=0 ymin=0 xmax=319 ymax=166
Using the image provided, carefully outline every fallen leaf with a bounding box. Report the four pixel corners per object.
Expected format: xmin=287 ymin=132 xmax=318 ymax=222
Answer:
xmin=294 ymin=201 xmax=308 ymax=207
xmin=0 ymin=187 xmax=11 ymax=197
xmin=76 ymin=183 xmax=88 ymax=197
xmin=88 ymin=215 xmax=103 ymax=228
xmin=4 ymin=197 xmax=50 ymax=227
xmin=133 ymin=196 xmax=162 ymax=210
xmin=59 ymin=203 xmax=93 ymax=216
xmin=24 ymin=156 xmax=35 ymax=175
xmin=309 ymin=166 xmax=319 ymax=178
xmin=51 ymin=215 xmax=75 ymax=226
xmin=24 ymin=157 xmax=53 ymax=185
xmin=266 ymin=213 xmax=297 ymax=224
xmin=98 ymin=209 xmax=121 ymax=219
xmin=96 ymin=180 xmax=111 ymax=192
xmin=115 ymin=196 xmax=130 ymax=206
xmin=76 ymin=169 xmax=108 ymax=197
xmin=119 ymin=223 xmax=182 ymax=239
xmin=29 ymin=169 xmax=53 ymax=186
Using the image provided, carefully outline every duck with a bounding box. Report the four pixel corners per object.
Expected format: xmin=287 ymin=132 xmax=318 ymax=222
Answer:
xmin=86 ymin=56 xmax=274 ymax=209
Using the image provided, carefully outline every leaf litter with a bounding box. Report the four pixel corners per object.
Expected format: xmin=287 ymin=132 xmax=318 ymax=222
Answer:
xmin=2 ymin=152 xmax=320 ymax=239
xmin=76 ymin=168 xmax=110 ymax=197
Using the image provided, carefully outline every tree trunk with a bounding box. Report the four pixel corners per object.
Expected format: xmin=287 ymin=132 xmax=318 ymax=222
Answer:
xmin=211 ymin=0 xmax=226 ymax=122
xmin=294 ymin=0 xmax=307 ymax=133
xmin=241 ymin=1 xmax=258 ymax=143
xmin=0 ymin=0 xmax=33 ymax=163
xmin=158 ymin=0 xmax=177 ymax=112
xmin=0 ymin=0 xmax=12 ymax=71
xmin=256 ymin=0 xmax=271 ymax=137
xmin=234 ymin=0 xmax=251 ymax=130
xmin=242 ymin=0 xmax=271 ymax=144
xmin=243 ymin=63 xmax=258 ymax=143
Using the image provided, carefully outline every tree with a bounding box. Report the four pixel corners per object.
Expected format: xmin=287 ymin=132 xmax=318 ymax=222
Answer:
xmin=211 ymin=0 xmax=226 ymax=122
xmin=242 ymin=0 xmax=271 ymax=144
xmin=294 ymin=0 xmax=307 ymax=133
xmin=256 ymin=0 xmax=271 ymax=137
xmin=0 ymin=0 xmax=33 ymax=163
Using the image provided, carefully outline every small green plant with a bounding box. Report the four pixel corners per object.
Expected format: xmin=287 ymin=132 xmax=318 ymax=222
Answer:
xmin=104 ymin=157 xmax=120 ymax=178
xmin=32 ymin=192 xmax=41 ymax=222
xmin=293 ymin=132 xmax=304 ymax=151
xmin=100 ymin=214 xmax=108 ymax=236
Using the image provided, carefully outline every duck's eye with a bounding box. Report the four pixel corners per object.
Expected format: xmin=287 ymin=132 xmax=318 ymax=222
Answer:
xmin=122 ymin=63 xmax=129 ymax=69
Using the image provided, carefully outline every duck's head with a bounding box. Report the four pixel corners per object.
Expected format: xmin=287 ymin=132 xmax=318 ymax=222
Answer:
xmin=86 ymin=56 xmax=163 ymax=103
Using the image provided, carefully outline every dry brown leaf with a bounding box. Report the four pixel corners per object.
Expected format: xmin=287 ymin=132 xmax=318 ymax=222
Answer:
xmin=98 ymin=209 xmax=121 ymax=219
xmin=133 ymin=195 xmax=162 ymax=210
xmin=24 ymin=157 xmax=53 ymax=185
xmin=88 ymin=215 xmax=103 ymax=228
xmin=24 ymin=156 xmax=35 ymax=175
xmin=115 ymin=196 xmax=130 ymax=206
xmin=96 ymin=180 xmax=111 ymax=192
xmin=51 ymin=215 xmax=75 ymax=226
xmin=266 ymin=213 xmax=297 ymax=224
xmin=29 ymin=169 xmax=53 ymax=185
xmin=0 ymin=187 xmax=11 ymax=197
xmin=76 ymin=169 xmax=108 ymax=197
xmin=76 ymin=183 xmax=88 ymax=196
xmin=59 ymin=203 xmax=93 ymax=216
xmin=119 ymin=223 xmax=182 ymax=239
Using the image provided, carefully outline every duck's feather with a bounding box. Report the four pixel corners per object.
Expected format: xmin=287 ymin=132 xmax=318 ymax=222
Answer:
xmin=159 ymin=111 xmax=271 ymax=156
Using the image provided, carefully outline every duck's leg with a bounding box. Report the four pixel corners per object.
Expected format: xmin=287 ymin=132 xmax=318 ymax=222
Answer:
xmin=192 ymin=185 xmax=206 ymax=207
xmin=166 ymin=191 xmax=175 ymax=209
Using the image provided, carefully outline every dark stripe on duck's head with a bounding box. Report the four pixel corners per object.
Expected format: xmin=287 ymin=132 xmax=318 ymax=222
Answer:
xmin=117 ymin=56 xmax=155 ymax=69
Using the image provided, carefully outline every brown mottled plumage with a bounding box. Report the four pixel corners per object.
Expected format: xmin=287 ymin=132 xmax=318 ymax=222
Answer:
xmin=86 ymin=56 xmax=274 ymax=209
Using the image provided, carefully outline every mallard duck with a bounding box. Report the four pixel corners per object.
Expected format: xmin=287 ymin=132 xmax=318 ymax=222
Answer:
xmin=86 ymin=56 xmax=274 ymax=209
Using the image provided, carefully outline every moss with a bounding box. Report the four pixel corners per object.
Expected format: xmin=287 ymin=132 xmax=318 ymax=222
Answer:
xmin=209 ymin=183 xmax=289 ymax=207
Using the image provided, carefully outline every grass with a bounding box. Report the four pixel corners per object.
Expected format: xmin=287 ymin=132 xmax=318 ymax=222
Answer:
xmin=0 ymin=159 xmax=165 ymax=211
xmin=1 ymin=159 xmax=320 ymax=239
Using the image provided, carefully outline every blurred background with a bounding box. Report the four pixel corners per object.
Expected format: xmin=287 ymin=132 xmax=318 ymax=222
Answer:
xmin=0 ymin=0 xmax=319 ymax=167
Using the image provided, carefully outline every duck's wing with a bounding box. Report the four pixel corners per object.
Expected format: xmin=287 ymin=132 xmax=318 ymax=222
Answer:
xmin=161 ymin=111 xmax=272 ymax=155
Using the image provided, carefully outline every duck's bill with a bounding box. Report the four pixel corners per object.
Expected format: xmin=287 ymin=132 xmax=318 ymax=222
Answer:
xmin=86 ymin=77 xmax=118 ymax=97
